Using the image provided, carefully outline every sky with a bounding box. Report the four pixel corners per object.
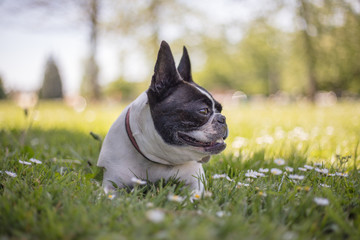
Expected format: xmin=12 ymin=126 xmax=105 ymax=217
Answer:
xmin=0 ymin=19 xmax=122 ymax=95
xmin=0 ymin=0 xmax=296 ymax=96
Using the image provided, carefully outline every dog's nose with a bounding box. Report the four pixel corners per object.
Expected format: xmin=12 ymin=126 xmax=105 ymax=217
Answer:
xmin=215 ymin=114 xmax=226 ymax=124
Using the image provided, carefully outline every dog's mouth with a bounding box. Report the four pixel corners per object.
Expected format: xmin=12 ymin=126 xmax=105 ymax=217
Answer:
xmin=177 ymin=132 xmax=226 ymax=154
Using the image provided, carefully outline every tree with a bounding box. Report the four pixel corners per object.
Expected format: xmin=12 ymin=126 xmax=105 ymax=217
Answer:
xmin=80 ymin=0 xmax=101 ymax=99
xmin=0 ymin=0 xmax=102 ymax=99
xmin=40 ymin=56 xmax=63 ymax=99
xmin=0 ymin=75 xmax=6 ymax=99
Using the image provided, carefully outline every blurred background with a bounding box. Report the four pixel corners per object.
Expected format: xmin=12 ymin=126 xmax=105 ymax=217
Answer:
xmin=0 ymin=0 xmax=359 ymax=106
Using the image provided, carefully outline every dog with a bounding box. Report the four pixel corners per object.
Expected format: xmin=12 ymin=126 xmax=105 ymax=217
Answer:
xmin=97 ymin=41 xmax=228 ymax=194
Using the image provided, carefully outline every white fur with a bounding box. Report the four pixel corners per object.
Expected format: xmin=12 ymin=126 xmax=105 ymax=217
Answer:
xmin=97 ymin=92 xmax=207 ymax=193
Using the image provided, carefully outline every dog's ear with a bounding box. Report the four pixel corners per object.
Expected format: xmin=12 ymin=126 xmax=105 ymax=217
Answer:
xmin=150 ymin=41 xmax=180 ymax=95
xmin=177 ymin=46 xmax=193 ymax=83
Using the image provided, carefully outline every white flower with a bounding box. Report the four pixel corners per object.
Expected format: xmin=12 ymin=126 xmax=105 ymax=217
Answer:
xmin=258 ymin=191 xmax=267 ymax=197
xmin=5 ymin=171 xmax=17 ymax=177
xmin=29 ymin=158 xmax=42 ymax=164
xmin=256 ymin=135 xmax=274 ymax=145
xmin=314 ymin=197 xmax=329 ymax=206
xmin=274 ymin=158 xmax=285 ymax=166
xmin=304 ymin=165 xmax=313 ymax=170
xmin=319 ymin=183 xmax=330 ymax=188
xmin=335 ymin=172 xmax=348 ymax=177
xmin=259 ymin=168 xmax=269 ymax=173
xmin=202 ymin=191 xmax=212 ymax=198
xmin=314 ymin=162 xmax=322 ymax=167
xmin=288 ymin=174 xmax=305 ymax=180
xmin=216 ymin=211 xmax=229 ymax=217
xmin=167 ymin=194 xmax=184 ymax=203
xmin=270 ymin=168 xmax=283 ymax=175
xmin=226 ymin=176 xmax=234 ymax=182
xmin=131 ymin=177 xmax=147 ymax=185
xmin=298 ymin=167 xmax=307 ymax=172
xmin=274 ymin=127 xmax=286 ymax=139
xmin=245 ymin=170 xmax=258 ymax=178
xmin=257 ymin=172 xmax=266 ymax=177
xmin=285 ymin=166 xmax=294 ymax=172
xmin=288 ymin=127 xmax=309 ymax=141
xmin=232 ymin=137 xmax=247 ymax=149
xmin=107 ymin=194 xmax=116 ymax=200
xmin=237 ymin=182 xmax=250 ymax=187
xmin=245 ymin=170 xmax=265 ymax=178
xmin=146 ymin=202 xmax=154 ymax=208
xmin=212 ymin=174 xmax=228 ymax=179
xmin=190 ymin=191 xmax=202 ymax=202
xmin=315 ymin=168 xmax=329 ymax=174
xmin=146 ymin=209 xmax=165 ymax=223
xmin=19 ymin=160 xmax=32 ymax=165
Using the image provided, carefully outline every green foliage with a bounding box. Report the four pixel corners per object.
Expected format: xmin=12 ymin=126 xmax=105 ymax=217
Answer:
xmin=81 ymin=57 xmax=101 ymax=100
xmin=190 ymin=1 xmax=360 ymax=97
xmin=105 ymin=77 xmax=148 ymax=101
xmin=40 ymin=56 xmax=63 ymax=99
xmin=0 ymin=75 xmax=6 ymax=99
xmin=195 ymin=23 xmax=287 ymax=95
xmin=0 ymin=101 xmax=360 ymax=239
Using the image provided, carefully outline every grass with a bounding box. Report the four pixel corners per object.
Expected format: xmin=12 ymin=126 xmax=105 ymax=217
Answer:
xmin=1 ymin=100 xmax=360 ymax=240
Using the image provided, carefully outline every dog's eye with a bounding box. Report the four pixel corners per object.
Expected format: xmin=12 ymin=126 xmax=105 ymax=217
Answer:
xmin=199 ymin=108 xmax=210 ymax=115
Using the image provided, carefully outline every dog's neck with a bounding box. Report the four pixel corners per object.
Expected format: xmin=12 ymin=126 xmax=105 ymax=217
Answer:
xmin=128 ymin=92 xmax=208 ymax=165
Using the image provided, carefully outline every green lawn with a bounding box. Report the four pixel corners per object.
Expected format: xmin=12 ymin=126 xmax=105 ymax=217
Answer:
xmin=1 ymin=100 xmax=359 ymax=239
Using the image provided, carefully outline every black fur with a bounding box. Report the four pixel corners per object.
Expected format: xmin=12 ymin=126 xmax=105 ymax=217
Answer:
xmin=147 ymin=41 xmax=225 ymax=146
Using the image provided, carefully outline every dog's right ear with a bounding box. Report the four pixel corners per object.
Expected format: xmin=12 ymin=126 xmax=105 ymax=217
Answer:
xmin=149 ymin=41 xmax=180 ymax=95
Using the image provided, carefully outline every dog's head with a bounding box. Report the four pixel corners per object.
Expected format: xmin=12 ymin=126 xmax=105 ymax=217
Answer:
xmin=147 ymin=41 xmax=228 ymax=155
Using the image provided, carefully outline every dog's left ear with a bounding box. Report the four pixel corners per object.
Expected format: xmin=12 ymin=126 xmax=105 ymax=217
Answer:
xmin=177 ymin=46 xmax=193 ymax=83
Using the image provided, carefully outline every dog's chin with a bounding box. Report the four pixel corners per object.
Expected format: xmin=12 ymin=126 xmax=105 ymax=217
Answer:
xmin=177 ymin=132 xmax=226 ymax=154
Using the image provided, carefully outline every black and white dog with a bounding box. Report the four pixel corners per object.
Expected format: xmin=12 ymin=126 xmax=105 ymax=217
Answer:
xmin=97 ymin=41 xmax=228 ymax=193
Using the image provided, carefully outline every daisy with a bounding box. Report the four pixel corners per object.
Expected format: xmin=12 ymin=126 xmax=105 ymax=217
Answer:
xmin=315 ymin=168 xmax=329 ymax=174
xmin=304 ymin=165 xmax=313 ymax=170
xmin=146 ymin=202 xmax=154 ymax=208
xmin=298 ymin=167 xmax=307 ymax=172
xmin=314 ymin=162 xmax=322 ymax=167
xmin=314 ymin=197 xmax=329 ymax=206
xmin=319 ymin=183 xmax=330 ymax=188
xmin=29 ymin=158 xmax=42 ymax=164
xmin=190 ymin=191 xmax=202 ymax=202
xmin=258 ymin=191 xmax=267 ymax=197
xmin=131 ymin=177 xmax=147 ymax=185
xmin=204 ymin=191 xmax=213 ymax=198
xmin=5 ymin=171 xmax=17 ymax=177
xmin=226 ymin=176 xmax=234 ymax=182
xmin=256 ymin=135 xmax=274 ymax=145
xmin=259 ymin=168 xmax=269 ymax=173
xmin=212 ymin=174 xmax=228 ymax=179
xmin=285 ymin=166 xmax=294 ymax=172
xmin=270 ymin=168 xmax=283 ymax=175
xmin=288 ymin=174 xmax=305 ymax=180
xmin=167 ymin=194 xmax=184 ymax=203
xmin=19 ymin=160 xmax=32 ymax=165
xmin=146 ymin=209 xmax=165 ymax=223
xmin=237 ymin=182 xmax=250 ymax=187
xmin=231 ymin=137 xmax=247 ymax=149
xmin=216 ymin=211 xmax=228 ymax=217
xmin=107 ymin=194 xmax=115 ymax=200
xmin=245 ymin=170 xmax=258 ymax=178
xmin=274 ymin=158 xmax=285 ymax=166
xmin=335 ymin=172 xmax=349 ymax=177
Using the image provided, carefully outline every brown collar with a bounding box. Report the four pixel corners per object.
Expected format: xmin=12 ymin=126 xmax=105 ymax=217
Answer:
xmin=125 ymin=107 xmax=158 ymax=164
